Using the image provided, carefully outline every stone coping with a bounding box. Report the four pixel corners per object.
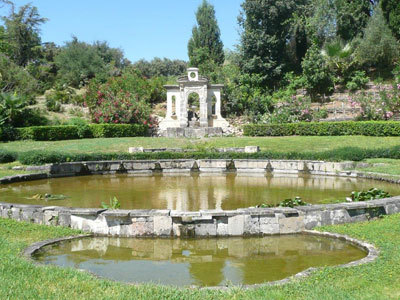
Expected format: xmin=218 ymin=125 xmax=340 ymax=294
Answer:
xmin=1 ymin=159 xmax=400 ymax=237
xmin=22 ymin=231 xmax=379 ymax=289
xmin=0 ymin=159 xmax=361 ymax=185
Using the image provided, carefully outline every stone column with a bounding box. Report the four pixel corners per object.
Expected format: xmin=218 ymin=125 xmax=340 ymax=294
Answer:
xmin=166 ymin=92 xmax=172 ymax=119
xmin=180 ymin=88 xmax=187 ymax=128
xmin=215 ymin=90 xmax=222 ymax=118
xmin=199 ymin=87 xmax=208 ymax=127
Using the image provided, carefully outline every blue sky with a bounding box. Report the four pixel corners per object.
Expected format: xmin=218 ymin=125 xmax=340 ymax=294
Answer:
xmin=1 ymin=0 xmax=243 ymax=62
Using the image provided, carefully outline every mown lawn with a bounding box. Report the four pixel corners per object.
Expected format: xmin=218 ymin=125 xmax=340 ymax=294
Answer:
xmin=0 ymin=162 xmax=35 ymax=177
xmin=2 ymin=136 xmax=400 ymax=154
xmin=1 ymin=215 xmax=400 ymax=299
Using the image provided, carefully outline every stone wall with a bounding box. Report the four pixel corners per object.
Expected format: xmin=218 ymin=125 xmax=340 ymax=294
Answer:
xmin=1 ymin=159 xmax=400 ymax=237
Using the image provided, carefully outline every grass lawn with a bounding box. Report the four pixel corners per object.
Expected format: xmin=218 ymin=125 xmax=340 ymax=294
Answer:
xmin=2 ymin=136 xmax=400 ymax=154
xmin=1 ymin=215 xmax=400 ymax=299
xmin=356 ymin=159 xmax=400 ymax=176
xmin=0 ymin=162 xmax=35 ymax=178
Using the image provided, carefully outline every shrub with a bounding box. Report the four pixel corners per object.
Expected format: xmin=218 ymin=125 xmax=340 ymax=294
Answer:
xmin=45 ymin=97 xmax=63 ymax=112
xmin=0 ymin=149 xmax=17 ymax=163
xmin=260 ymin=96 xmax=314 ymax=124
xmin=18 ymin=150 xmax=66 ymax=165
xmin=12 ymin=124 xmax=148 ymax=141
xmin=45 ymin=86 xmax=75 ymax=106
xmin=301 ymin=45 xmax=335 ymax=99
xmin=346 ymin=71 xmax=369 ymax=91
xmin=243 ymin=121 xmax=400 ymax=137
xmin=352 ymin=86 xmax=400 ymax=121
xmin=67 ymin=118 xmax=92 ymax=139
xmin=0 ymin=53 xmax=38 ymax=99
xmin=11 ymin=145 xmax=400 ymax=165
xmin=85 ymin=69 xmax=160 ymax=127
xmin=17 ymin=126 xmax=79 ymax=141
xmin=89 ymin=124 xmax=148 ymax=138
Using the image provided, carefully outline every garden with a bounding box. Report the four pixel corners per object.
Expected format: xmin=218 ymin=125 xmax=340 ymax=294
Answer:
xmin=2 ymin=0 xmax=400 ymax=298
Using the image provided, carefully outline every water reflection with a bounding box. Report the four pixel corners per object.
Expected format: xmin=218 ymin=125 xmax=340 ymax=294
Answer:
xmin=2 ymin=173 xmax=400 ymax=210
xmin=35 ymin=235 xmax=366 ymax=286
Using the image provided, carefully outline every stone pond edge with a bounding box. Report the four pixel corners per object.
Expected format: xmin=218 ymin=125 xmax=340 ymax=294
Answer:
xmin=1 ymin=159 xmax=400 ymax=237
xmin=21 ymin=230 xmax=379 ymax=290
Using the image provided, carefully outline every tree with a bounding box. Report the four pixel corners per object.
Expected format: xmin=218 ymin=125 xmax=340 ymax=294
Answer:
xmin=93 ymin=41 xmax=129 ymax=70
xmin=302 ymin=45 xmax=335 ymax=99
xmin=355 ymin=6 xmax=399 ymax=70
xmin=55 ymin=37 xmax=108 ymax=87
xmin=238 ymin=0 xmax=297 ymax=89
xmin=1 ymin=3 xmax=47 ymax=66
xmin=133 ymin=58 xmax=187 ymax=78
xmin=0 ymin=53 xmax=38 ymax=96
xmin=188 ymin=0 xmax=224 ymax=69
xmin=381 ymin=0 xmax=400 ymax=40
xmin=305 ymin=0 xmax=372 ymax=45
xmin=335 ymin=0 xmax=372 ymax=41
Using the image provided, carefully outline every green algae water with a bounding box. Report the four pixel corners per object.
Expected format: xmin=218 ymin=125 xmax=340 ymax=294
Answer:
xmin=2 ymin=173 xmax=400 ymax=210
xmin=33 ymin=235 xmax=367 ymax=286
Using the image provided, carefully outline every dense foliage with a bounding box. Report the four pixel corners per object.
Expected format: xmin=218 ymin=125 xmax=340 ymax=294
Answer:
xmin=0 ymin=0 xmax=400 ymax=135
xmin=349 ymin=188 xmax=391 ymax=202
xmin=355 ymin=7 xmax=399 ymax=71
xmin=132 ymin=58 xmax=187 ymax=78
xmin=301 ymin=45 xmax=335 ymax=99
xmin=381 ymin=0 xmax=400 ymax=40
xmin=243 ymin=121 xmax=400 ymax=137
xmin=8 ymin=124 xmax=148 ymax=141
xmin=2 ymin=142 xmax=400 ymax=165
xmin=188 ymin=0 xmax=224 ymax=71
xmin=238 ymin=0 xmax=296 ymax=90
xmin=85 ymin=69 xmax=162 ymax=126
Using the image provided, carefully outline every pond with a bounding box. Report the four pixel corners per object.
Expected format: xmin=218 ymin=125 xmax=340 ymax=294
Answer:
xmin=33 ymin=235 xmax=367 ymax=287
xmin=1 ymin=173 xmax=399 ymax=210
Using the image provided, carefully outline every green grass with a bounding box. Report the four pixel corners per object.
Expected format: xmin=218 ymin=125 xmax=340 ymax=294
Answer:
xmin=0 ymin=162 xmax=33 ymax=177
xmin=1 ymin=215 xmax=400 ymax=299
xmin=3 ymin=136 xmax=400 ymax=154
xmin=356 ymin=159 xmax=400 ymax=176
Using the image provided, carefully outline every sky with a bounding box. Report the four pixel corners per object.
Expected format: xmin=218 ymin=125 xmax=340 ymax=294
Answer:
xmin=1 ymin=0 xmax=243 ymax=62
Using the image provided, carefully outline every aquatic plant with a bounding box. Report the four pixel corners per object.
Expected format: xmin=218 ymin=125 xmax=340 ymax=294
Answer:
xmin=347 ymin=188 xmax=391 ymax=202
xmin=101 ymin=196 xmax=121 ymax=210
xmin=258 ymin=197 xmax=308 ymax=208
xmin=27 ymin=194 xmax=68 ymax=201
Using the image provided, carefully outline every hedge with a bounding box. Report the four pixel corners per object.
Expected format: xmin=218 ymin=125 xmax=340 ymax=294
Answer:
xmin=3 ymin=145 xmax=400 ymax=165
xmin=243 ymin=121 xmax=400 ymax=137
xmin=13 ymin=124 xmax=149 ymax=141
xmin=0 ymin=149 xmax=17 ymax=163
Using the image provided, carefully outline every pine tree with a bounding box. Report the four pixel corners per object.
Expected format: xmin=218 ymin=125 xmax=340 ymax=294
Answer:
xmin=188 ymin=0 xmax=224 ymax=68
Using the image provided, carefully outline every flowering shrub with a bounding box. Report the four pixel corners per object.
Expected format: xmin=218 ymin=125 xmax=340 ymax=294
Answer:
xmin=260 ymin=96 xmax=325 ymax=123
xmin=85 ymin=69 xmax=163 ymax=127
xmin=351 ymin=84 xmax=400 ymax=121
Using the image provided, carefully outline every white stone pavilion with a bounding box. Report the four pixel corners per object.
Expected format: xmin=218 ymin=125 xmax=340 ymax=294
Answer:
xmin=159 ymin=68 xmax=229 ymax=137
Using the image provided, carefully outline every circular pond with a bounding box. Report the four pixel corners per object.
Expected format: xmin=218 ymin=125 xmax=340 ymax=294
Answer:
xmin=33 ymin=234 xmax=367 ymax=287
xmin=2 ymin=173 xmax=400 ymax=210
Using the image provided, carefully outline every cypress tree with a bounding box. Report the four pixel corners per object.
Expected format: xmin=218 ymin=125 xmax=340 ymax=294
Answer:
xmin=188 ymin=0 xmax=224 ymax=68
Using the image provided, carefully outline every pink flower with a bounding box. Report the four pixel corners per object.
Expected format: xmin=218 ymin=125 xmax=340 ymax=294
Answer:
xmin=386 ymin=111 xmax=394 ymax=119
